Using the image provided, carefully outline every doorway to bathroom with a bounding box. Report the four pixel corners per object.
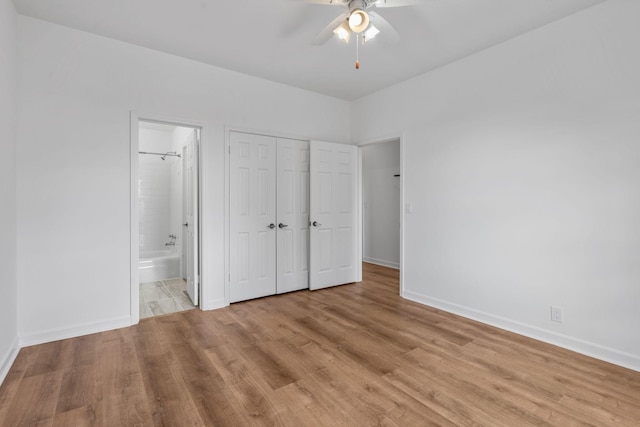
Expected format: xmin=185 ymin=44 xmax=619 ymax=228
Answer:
xmin=134 ymin=119 xmax=201 ymax=319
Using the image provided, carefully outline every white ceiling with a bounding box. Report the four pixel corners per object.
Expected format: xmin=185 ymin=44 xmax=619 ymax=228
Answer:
xmin=14 ymin=0 xmax=605 ymax=101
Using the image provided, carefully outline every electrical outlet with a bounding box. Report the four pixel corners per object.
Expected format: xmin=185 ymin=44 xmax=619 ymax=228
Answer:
xmin=551 ymin=306 xmax=564 ymax=323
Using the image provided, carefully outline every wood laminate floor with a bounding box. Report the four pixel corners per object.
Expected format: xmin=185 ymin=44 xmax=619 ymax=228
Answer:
xmin=1 ymin=263 xmax=639 ymax=426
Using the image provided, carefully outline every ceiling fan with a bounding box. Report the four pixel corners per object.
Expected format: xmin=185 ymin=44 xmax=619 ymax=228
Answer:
xmin=304 ymin=0 xmax=418 ymax=46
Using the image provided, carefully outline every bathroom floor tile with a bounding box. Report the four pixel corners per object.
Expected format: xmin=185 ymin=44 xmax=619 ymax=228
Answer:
xmin=165 ymin=279 xmax=187 ymax=293
xmin=148 ymin=299 xmax=185 ymax=316
xmin=139 ymin=278 xmax=196 ymax=318
xmin=140 ymin=281 xmax=164 ymax=290
xmin=164 ymin=278 xmax=185 ymax=287
xmin=140 ymin=301 xmax=154 ymax=319
xmin=141 ymin=282 xmax=172 ymax=300
xmin=175 ymin=291 xmax=196 ymax=310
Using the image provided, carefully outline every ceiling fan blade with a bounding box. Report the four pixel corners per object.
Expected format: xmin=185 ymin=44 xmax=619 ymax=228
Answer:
xmin=312 ymin=13 xmax=349 ymax=45
xmin=292 ymin=0 xmax=348 ymax=5
xmin=368 ymin=11 xmax=400 ymax=43
xmin=372 ymin=0 xmax=420 ymax=7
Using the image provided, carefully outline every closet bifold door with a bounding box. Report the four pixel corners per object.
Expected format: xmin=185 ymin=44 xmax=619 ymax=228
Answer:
xmin=229 ymin=132 xmax=277 ymax=303
xmin=276 ymin=138 xmax=310 ymax=293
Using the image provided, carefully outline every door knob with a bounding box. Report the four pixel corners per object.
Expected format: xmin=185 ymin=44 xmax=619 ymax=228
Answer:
xmin=267 ymin=223 xmax=276 ymax=229
xmin=278 ymin=223 xmax=288 ymax=229
xmin=183 ymin=222 xmax=189 ymax=228
xmin=312 ymin=221 xmax=321 ymax=227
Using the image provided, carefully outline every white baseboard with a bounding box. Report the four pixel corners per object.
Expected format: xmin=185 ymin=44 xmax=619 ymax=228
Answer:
xmin=17 ymin=300 xmax=229 ymax=350
xmin=363 ymin=257 xmax=400 ymax=270
xmin=403 ymin=290 xmax=640 ymax=373
xmin=19 ymin=316 xmax=131 ymax=348
xmin=201 ymin=297 xmax=227 ymax=311
xmin=0 ymin=336 xmax=20 ymax=386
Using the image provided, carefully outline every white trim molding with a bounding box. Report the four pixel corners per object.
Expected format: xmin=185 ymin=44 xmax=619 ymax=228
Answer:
xmin=0 ymin=337 xmax=20 ymax=386
xmin=19 ymin=316 xmax=131 ymax=348
xmin=363 ymin=257 xmax=400 ymax=270
xmin=404 ymin=290 xmax=640 ymax=373
xmin=202 ymin=297 xmax=227 ymax=311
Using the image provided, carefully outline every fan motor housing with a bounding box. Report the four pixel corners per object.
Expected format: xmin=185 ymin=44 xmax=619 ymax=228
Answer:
xmin=348 ymin=0 xmax=367 ymax=11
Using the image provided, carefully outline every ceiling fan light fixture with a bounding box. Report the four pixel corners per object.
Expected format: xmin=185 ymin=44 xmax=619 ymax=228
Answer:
xmin=363 ymin=24 xmax=380 ymax=41
xmin=333 ymin=21 xmax=351 ymax=43
xmin=350 ymin=12 xmax=363 ymax=26
xmin=348 ymin=9 xmax=369 ymax=33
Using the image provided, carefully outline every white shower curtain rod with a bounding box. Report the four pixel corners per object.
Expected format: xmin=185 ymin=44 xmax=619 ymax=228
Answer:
xmin=138 ymin=151 xmax=182 ymax=158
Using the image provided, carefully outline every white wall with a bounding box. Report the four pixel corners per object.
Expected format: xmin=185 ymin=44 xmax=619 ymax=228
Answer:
xmin=362 ymin=140 xmax=400 ymax=268
xmin=16 ymin=16 xmax=350 ymax=344
xmin=352 ymin=0 xmax=640 ymax=370
xmin=0 ymin=0 xmax=18 ymax=383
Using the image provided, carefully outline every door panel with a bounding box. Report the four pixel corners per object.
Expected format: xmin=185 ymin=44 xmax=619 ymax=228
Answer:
xmin=230 ymin=132 xmax=277 ymax=302
xmin=310 ymin=141 xmax=359 ymax=290
xmin=319 ymin=229 xmax=333 ymax=272
xmin=276 ymin=138 xmax=310 ymax=293
xmin=184 ymin=129 xmax=199 ymax=305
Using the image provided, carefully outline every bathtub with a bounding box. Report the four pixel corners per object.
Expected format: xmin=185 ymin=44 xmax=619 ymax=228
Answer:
xmin=139 ymin=249 xmax=181 ymax=283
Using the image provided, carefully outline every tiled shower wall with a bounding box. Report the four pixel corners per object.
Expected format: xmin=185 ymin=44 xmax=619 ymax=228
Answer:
xmin=139 ymin=128 xmax=175 ymax=255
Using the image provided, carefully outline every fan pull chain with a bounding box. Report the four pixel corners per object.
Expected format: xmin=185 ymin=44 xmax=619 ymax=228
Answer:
xmin=355 ymin=34 xmax=360 ymax=69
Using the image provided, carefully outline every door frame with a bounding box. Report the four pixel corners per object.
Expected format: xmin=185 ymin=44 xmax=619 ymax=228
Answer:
xmin=130 ymin=111 xmax=205 ymax=324
xmin=357 ymin=133 xmax=405 ymax=296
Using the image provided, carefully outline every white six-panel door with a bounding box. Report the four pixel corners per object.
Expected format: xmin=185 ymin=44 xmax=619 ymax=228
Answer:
xmin=229 ymin=132 xmax=277 ymax=302
xmin=309 ymin=141 xmax=359 ymax=290
xmin=229 ymin=133 xmax=359 ymax=302
xmin=276 ymin=138 xmax=310 ymax=293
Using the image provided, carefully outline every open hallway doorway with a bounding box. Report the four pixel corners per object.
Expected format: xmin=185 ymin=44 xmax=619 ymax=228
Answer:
xmin=360 ymin=138 xmax=402 ymax=292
